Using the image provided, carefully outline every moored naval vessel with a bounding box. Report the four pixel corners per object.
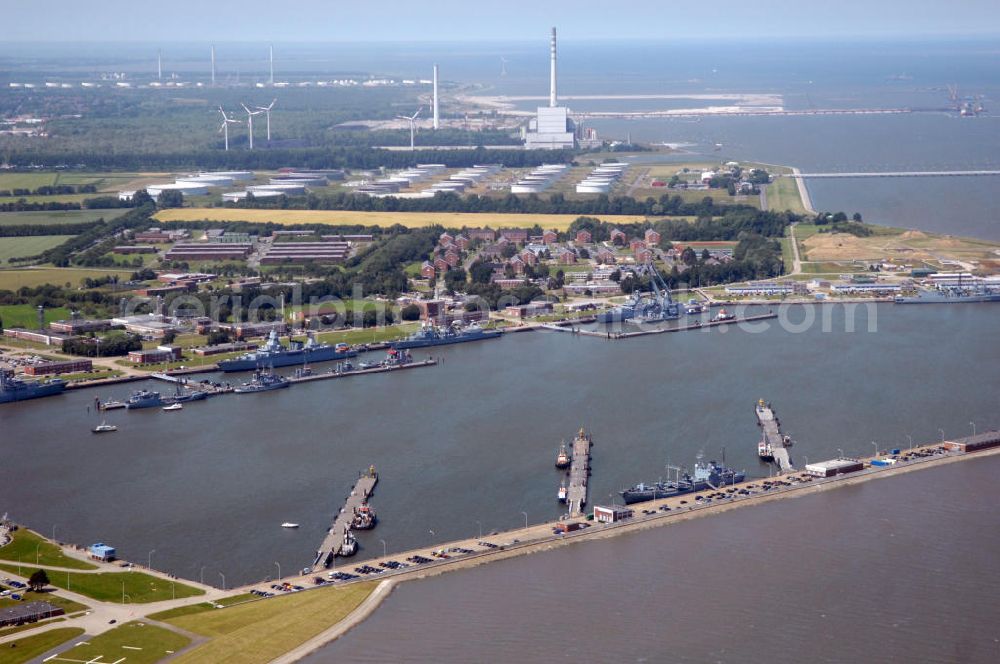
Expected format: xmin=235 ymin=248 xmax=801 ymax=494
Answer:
xmin=620 ymin=459 xmax=746 ymax=505
xmin=390 ymin=322 xmax=501 ymax=350
xmin=0 ymin=369 xmax=66 ymax=404
xmin=218 ymin=330 xmax=356 ymax=372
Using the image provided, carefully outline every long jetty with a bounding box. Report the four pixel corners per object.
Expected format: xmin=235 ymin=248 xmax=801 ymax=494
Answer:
xmin=756 ymin=400 xmax=793 ymax=472
xmin=566 ymin=429 xmax=592 ymax=517
xmin=784 ymin=170 xmax=1000 ymax=179
xmin=314 ymin=468 xmax=379 ymax=568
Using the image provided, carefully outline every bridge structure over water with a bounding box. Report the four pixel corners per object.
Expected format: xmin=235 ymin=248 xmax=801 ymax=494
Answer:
xmin=782 ymin=170 xmax=1000 ymax=179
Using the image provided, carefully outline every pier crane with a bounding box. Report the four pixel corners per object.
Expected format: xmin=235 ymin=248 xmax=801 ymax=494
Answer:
xmin=636 ymin=262 xmax=680 ymax=321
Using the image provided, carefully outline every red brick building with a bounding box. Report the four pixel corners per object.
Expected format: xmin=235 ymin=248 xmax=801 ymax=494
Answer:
xmin=575 ymin=230 xmax=592 ymax=244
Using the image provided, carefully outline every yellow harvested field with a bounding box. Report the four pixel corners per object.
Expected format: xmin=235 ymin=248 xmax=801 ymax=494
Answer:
xmin=154 ymin=209 xmax=647 ymax=230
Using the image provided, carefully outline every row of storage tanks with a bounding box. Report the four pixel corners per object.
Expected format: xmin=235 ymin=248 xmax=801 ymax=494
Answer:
xmin=510 ymin=164 xmax=570 ymax=194
xmin=137 ymin=170 xmax=344 ymax=201
xmin=575 ymin=162 xmax=629 ymax=194
xmin=352 ymin=164 xmax=500 ymax=198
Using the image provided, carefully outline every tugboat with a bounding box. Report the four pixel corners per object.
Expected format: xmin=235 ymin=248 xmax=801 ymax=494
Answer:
xmin=351 ymin=502 xmax=377 ymax=530
xmin=338 ymin=529 xmax=358 ymax=557
xmin=233 ymin=368 xmax=290 ymax=393
xmin=126 ymin=390 xmax=163 ymax=410
xmin=555 ymin=441 xmax=571 ymax=469
xmin=712 ymin=308 xmax=735 ymax=322
xmin=92 ymin=421 xmax=118 ymax=434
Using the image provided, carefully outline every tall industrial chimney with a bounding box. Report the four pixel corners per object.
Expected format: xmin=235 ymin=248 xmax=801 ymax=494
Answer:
xmin=432 ymin=64 xmax=440 ymax=130
xmin=211 ymin=45 xmax=216 ymax=86
xmin=549 ymin=27 xmax=558 ymax=108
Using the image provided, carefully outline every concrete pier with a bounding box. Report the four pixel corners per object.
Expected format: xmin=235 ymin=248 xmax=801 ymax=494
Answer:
xmin=756 ymin=400 xmax=793 ymax=472
xmin=314 ymin=468 xmax=379 ymax=568
xmin=566 ymin=429 xmax=592 ymax=517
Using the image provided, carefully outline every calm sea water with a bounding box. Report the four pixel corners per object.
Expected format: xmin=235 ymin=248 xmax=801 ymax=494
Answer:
xmin=1 ymin=39 xmax=998 ymax=239
xmin=1 ymin=304 xmax=998 ymax=585
xmin=307 ymin=452 xmax=1000 ymax=664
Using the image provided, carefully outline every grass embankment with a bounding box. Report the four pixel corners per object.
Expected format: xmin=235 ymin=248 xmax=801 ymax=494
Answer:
xmin=0 ymin=267 xmax=133 ymax=291
xmin=147 ymin=593 xmax=256 ymax=621
xmin=766 ymin=176 xmax=809 ymax=214
xmin=166 ymin=583 xmax=375 ymax=664
xmin=155 ymin=209 xmax=647 ymax=231
xmin=0 ymin=236 xmax=76 ymax=264
xmin=55 ymin=621 xmax=189 ymax=664
xmin=0 ymin=564 xmax=204 ymax=604
xmin=0 ymin=530 xmax=97 ymax=570
xmin=0 ymin=627 xmax=85 ymax=664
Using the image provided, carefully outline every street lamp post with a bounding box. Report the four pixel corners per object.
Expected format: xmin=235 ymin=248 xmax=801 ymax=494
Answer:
xmin=970 ymin=421 xmax=976 ymax=436
xmin=122 ymin=579 xmax=126 ymax=604
xmin=907 ymin=434 xmax=913 ymax=451
xmin=52 ymin=525 xmax=57 ymax=543
xmin=274 ymin=562 xmax=281 ymax=582
xmin=200 ymin=566 xmax=205 ymax=585
xmin=148 ymin=549 xmax=155 ymax=570
xmin=939 ymin=429 xmax=945 ymax=442
xmin=171 ymin=580 xmax=175 ymax=600
xmin=379 ymin=539 xmax=387 ymax=558
xmin=219 ymin=572 xmax=226 ymax=591
xmin=476 ymin=521 xmax=482 ymax=540
xmin=35 ymin=543 xmax=40 ymax=564
xmin=871 ymin=441 xmax=878 ymax=458
xmin=521 ymin=511 xmax=528 ymax=529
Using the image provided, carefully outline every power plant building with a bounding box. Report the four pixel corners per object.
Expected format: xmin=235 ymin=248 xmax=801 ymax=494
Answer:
xmin=524 ymin=28 xmax=576 ymax=150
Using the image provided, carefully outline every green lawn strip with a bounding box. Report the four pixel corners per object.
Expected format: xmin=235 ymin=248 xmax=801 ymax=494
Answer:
xmin=314 ymin=323 xmax=420 ymax=346
xmin=168 ymin=583 xmax=374 ymax=664
xmin=0 ymin=529 xmax=97 ymax=570
xmin=147 ymin=593 xmax=256 ymax=621
xmin=0 ymin=209 xmax=128 ymax=226
xmin=0 ymin=591 xmax=88 ymax=613
xmin=0 ymin=617 xmax=68 ymax=639
xmin=0 ymin=564 xmax=203 ymax=604
xmin=56 ymin=621 xmax=189 ymax=664
xmin=0 ymin=627 xmax=85 ymax=664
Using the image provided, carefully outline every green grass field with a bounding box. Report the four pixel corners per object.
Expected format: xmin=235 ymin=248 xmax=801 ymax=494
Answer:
xmin=0 ymin=173 xmax=60 ymax=190
xmin=0 ymin=529 xmax=98 ymax=570
xmin=766 ymin=177 xmax=810 ymax=214
xmin=0 ymin=304 xmax=74 ymax=328
xmin=0 ymin=564 xmax=204 ymax=604
xmin=51 ymin=621 xmax=190 ymax=664
xmin=0 ymin=627 xmax=85 ymax=664
xmin=0 ymin=236 xmax=75 ymax=264
xmin=0 ymin=267 xmax=134 ymax=291
xmin=314 ymin=322 xmax=420 ymax=346
xmin=168 ymin=583 xmax=375 ymax=664
xmin=0 ymin=209 xmax=128 ymax=227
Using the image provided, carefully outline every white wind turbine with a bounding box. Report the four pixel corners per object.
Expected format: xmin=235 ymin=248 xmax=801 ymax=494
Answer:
xmin=218 ymin=107 xmax=241 ymax=151
xmin=500 ymin=57 xmax=509 ymax=77
xmin=255 ymin=98 xmax=277 ymax=142
xmin=241 ymin=103 xmax=264 ymax=150
xmin=396 ymin=107 xmax=422 ymax=151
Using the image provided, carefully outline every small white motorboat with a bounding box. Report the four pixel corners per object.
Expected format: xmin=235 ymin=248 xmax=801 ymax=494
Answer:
xmin=281 ymin=522 xmax=300 ymax=529
xmin=162 ymin=403 xmax=184 ymax=411
xmin=92 ymin=421 xmax=118 ymax=433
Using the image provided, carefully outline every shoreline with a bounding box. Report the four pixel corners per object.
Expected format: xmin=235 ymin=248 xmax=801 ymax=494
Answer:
xmin=269 ymin=443 xmax=1000 ymax=660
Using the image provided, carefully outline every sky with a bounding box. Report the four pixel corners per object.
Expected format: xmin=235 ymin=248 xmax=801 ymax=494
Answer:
xmin=7 ymin=0 xmax=1000 ymax=42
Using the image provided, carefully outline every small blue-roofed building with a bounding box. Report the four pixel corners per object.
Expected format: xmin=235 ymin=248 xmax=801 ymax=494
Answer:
xmin=89 ymin=542 xmax=116 ymax=561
